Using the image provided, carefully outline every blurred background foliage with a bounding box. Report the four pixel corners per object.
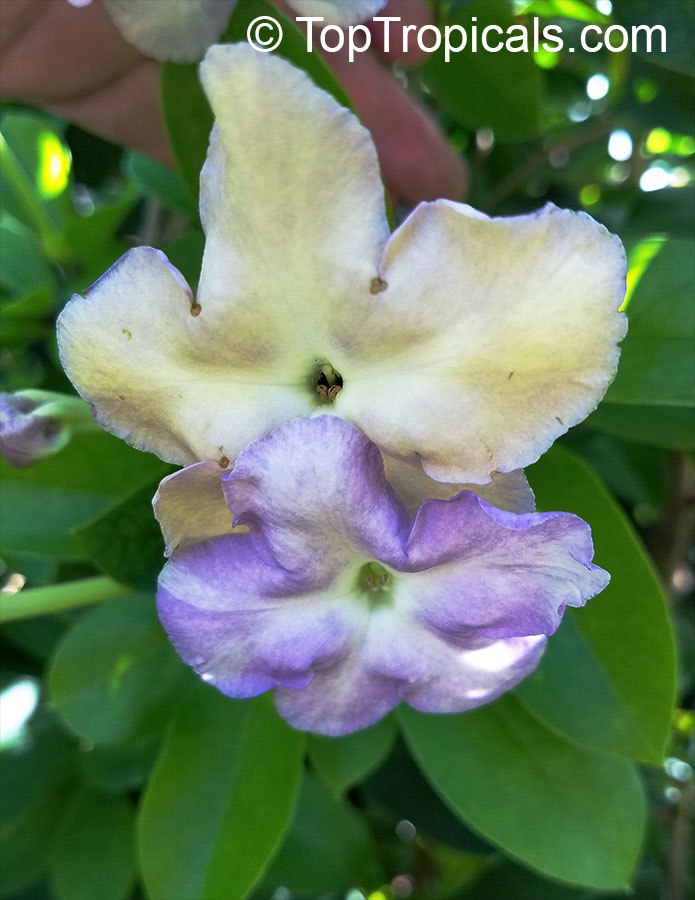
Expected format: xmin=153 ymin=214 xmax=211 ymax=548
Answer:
xmin=0 ymin=0 xmax=693 ymax=899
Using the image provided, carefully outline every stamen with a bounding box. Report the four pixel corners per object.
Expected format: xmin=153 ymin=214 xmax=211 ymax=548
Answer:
xmin=358 ymin=561 xmax=392 ymax=592
xmin=315 ymin=363 xmax=343 ymax=403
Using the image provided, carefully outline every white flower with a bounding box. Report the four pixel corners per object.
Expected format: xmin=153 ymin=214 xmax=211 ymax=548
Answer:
xmin=57 ymin=44 xmax=626 ymax=500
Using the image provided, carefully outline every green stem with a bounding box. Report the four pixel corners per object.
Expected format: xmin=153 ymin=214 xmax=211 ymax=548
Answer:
xmin=0 ymin=130 xmax=68 ymax=261
xmin=0 ymin=577 xmax=129 ymax=624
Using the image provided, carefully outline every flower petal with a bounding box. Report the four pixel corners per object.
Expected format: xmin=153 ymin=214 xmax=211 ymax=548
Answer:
xmin=57 ymin=247 xmax=316 ymax=465
xmin=223 ymin=416 xmax=409 ymax=582
xmin=274 ymin=607 xmax=546 ymax=735
xmin=153 ymin=462 xmax=246 ymax=556
xmin=197 ymin=43 xmax=389 ymax=356
xmin=398 ymin=492 xmax=609 ymax=639
xmin=383 ymin=453 xmax=534 ymax=515
xmin=338 ymin=201 xmax=627 ymax=483
xmin=103 ymin=0 xmax=236 ymax=62
xmin=157 ymin=533 xmax=365 ymax=696
xmin=274 ymin=640 xmax=402 ymax=736
xmin=289 ymin=0 xmax=387 ymax=25
xmin=0 ymin=393 xmax=68 ymax=468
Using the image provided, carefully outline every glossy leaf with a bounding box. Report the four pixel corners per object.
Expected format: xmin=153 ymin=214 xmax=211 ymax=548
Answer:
xmin=617 ymin=0 xmax=695 ymax=76
xmin=606 ymin=238 xmax=695 ymax=408
xmin=586 ymin=403 xmax=695 ymax=450
xmin=423 ymin=1 xmax=543 ymax=141
xmin=50 ymin=788 xmax=136 ymax=900
xmin=519 ymin=445 xmax=676 ymax=763
xmin=139 ymin=687 xmax=305 ymax=900
xmin=0 ymin=431 xmax=167 ymax=560
xmin=80 ymin=735 xmax=161 ymax=793
xmin=308 ymin=715 xmax=396 ymax=796
xmin=0 ymin=721 xmax=76 ymax=895
xmin=263 ymin=771 xmax=381 ymax=895
xmin=75 ymin=480 xmax=166 ymax=590
xmin=126 ymin=151 xmax=195 ymax=215
xmin=0 ymin=213 xmax=54 ymax=297
xmin=364 ymin=739 xmax=494 ymax=855
xmin=48 ymin=594 xmax=190 ymax=745
xmin=399 ymin=696 xmax=646 ymax=890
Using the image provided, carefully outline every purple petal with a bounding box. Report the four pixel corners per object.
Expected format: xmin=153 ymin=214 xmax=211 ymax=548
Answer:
xmin=223 ymin=416 xmax=410 ymax=583
xmin=274 ymin=607 xmax=547 ymax=735
xmin=157 ymin=533 xmax=366 ymax=697
xmin=399 ymin=492 xmax=609 ymax=639
xmin=0 ymin=393 xmax=66 ymax=468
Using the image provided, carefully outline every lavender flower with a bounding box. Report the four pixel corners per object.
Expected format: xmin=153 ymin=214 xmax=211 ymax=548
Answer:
xmin=157 ymin=416 xmax=608 ymax=735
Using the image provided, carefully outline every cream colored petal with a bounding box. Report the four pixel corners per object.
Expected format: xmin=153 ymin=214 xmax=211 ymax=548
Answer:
xmin=153 ymin=462 xmax=247 ymax=556
xmin=338 ymin=201 xmax=627 ymax=483
xmin=57 ymin=247 xmax=315 ymax=465
xmin=197 ymin=44 xmax=390 ymax=350
xmin=383 ymin=454 xmax=534 ymax=516
xmin=104 ymin=0 xmax=235 ymax=62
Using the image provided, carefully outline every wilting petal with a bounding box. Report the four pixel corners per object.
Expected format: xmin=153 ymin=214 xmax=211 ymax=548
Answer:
xmin=57 ymin=247 xmax=316 ymax=465
xmin=338 ymin=201 xmax=627 ymax=483
xmin=158 ymin=533 xmax=365 ymax=696
xmin=398 ymin=492 xmax=609 ymax=639
xmin=383 ymin=453 xmax=534 ymax=515
xmin=153 ymin=462 xmax=246 ymax=556
xmin=223 ymin=416 xmax=409 ymax=582
xmin=290 ymin=0 xmax=387 ymax=25
xmin=103 ymin=0 xmax=236 ymax=62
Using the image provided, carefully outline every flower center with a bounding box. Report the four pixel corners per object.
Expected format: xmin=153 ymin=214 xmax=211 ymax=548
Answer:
xmin=314 ymin=363 xmax=343 ymax=404
xmin=357 ymin=562 xmax=393 ymax=607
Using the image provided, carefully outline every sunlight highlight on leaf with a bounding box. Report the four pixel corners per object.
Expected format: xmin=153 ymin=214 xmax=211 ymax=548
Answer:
xmin=622 ymin=237 xmax=663 ymax=311
xmin=36 ymin=131 xmax=71 ymax=199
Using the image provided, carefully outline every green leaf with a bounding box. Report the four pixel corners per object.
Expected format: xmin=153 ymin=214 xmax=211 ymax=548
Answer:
xmin=399 ymin=696 xmax=646 ymax=890
xmin=75 ymin=480 xmax=166 ymax=590
xmin=126 ymin=151 xmax=196 ymax=216
xmin=567 ymin=431 xmax=668 ymax=517
xmin=0 ymin=720 xmax=76 ymax=895
xmin=606 ymin=237 xmax=695 ymax=408
xmin=0 ymin=113 xmax=74 ymax=235
xmin=161 ymin=0 xmax=351 ymax=200
xmin=263 ymin=771 xmax=381 ymax=896
xmin=139 ymin=687 xmax=305 ymax=900
xmin=50 ymin=788 xmax=136 ymax=900
xmin=0 ymin=213 xmax=54 ymax=297
xmin=62 ymin=192 xmax=137 ymax=270
xmin=364 ymin=739 xmax=494 ymax=855
xmin=422 ymin=1 xmax=543 ymax=141
xmin=586 ymin=403 xmax=695 ymax=450
xmin=463 ymin=859 xmax=603 ymax=900
xmin=80 ymin=735 xmax=161 ymax=794
xmin=617 ymin=0 xmax=695 ymax=76
xmin=518 ymin=0 xmax=609 ymax=25
xmin=308 ymin=715 xmax=396 ymax=796
xmin=48 ymin=594 xmax=190 ymax=745
xmin=518 ymin=445 xmax=676 ymax=763
xmin=163 ymin=230 xmax=205 ymax=289
xmin=0 ymin=431 xmax=167 ymax=561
